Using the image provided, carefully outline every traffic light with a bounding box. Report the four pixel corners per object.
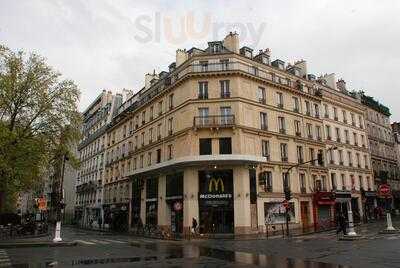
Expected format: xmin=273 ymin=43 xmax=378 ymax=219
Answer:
xmin=284 ymin=188 xmax=291 ymax=201
xmin=317 ymin=152 xmax=324 ymax=166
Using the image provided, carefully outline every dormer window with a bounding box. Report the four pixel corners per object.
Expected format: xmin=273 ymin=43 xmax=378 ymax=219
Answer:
xmin=271 ymin=59 xmax=285 ymax=70
xmin=211 ymin=43 xmax=221 ymax=53
xmin=240 ymin=47 xmax=253 ymax=58
xmin=261 ymin=55 xmax=270 ymax=65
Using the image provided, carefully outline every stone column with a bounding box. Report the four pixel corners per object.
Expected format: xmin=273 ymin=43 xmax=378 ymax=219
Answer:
xmin=140 ymin=179 xmax=146 ymax=225
xmin=157 ymin=175 xmax=169 ymax=231
xmin=183 ymin=168 xmax=199 ymax=236
xmin=233 ymin=166 xmax=251 ymax=234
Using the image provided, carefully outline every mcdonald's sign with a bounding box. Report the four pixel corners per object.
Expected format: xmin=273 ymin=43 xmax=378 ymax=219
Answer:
xmin=208 ymin=177 xmax=224 ymax=192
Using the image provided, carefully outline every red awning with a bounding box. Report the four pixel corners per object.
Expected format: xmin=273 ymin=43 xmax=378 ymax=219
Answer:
xmin=318 ymin=200 xmax=335 ymax=205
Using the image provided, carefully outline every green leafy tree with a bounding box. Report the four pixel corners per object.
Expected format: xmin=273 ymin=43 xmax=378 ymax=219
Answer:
xmin=0 ymin=45 xmax=81 ymax=212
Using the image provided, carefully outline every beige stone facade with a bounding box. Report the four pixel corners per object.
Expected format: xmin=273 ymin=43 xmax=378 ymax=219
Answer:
xmin=75 ymin=33 xmax=396 ymax=235
xmin=362 ymin=99 xmax=398 ymax=190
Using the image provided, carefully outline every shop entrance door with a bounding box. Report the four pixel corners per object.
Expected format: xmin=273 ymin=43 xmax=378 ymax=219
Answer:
xmin=204 ymin=206 xmax=233 ymax=233
xmin=300 ymin=201 xmax=309 ymax=229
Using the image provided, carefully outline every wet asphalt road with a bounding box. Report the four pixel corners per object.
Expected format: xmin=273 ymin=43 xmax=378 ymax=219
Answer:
xmin=1 ymin=223 xmax=400 ymax=268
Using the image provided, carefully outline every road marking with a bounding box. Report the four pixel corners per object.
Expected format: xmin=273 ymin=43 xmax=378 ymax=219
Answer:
xmin=90 ymin=239 xmax=110 ymax=245
xmin=76 ymin=240 xmax=96 ymax=245
xmin=102 ymin=239 xmax=127 ymax=244
xmin=0 ymin=250 xmax=11 ymax=267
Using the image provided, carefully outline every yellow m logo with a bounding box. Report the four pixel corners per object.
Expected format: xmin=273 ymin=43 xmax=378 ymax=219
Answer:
xmin=208 ymin=178 xmax=224 ymax=192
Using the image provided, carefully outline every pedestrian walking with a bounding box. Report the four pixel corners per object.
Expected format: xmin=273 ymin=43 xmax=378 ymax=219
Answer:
xmin=336 ymin=213 xmax=347 ymax=235
xmin=97 ymin=217 xmax=102 ymax=230
xmin=192 ymin=218 xmax=198 ymax=235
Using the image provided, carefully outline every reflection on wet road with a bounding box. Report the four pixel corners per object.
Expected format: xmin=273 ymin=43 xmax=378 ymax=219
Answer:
xmin=129 ymin=241 xmax=351 ymax=268
xmin=8 ymin=240 xmax=350 ymax=267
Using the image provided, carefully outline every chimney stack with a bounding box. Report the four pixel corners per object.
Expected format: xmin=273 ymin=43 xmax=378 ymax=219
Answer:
xmin=223 ymin=32 xmax=239 ymax=54
xmin=322 ymin=73 xmax=337 ymax=90
xmin=145 ymin=71 xmax=159 ymax=90
xmin=294 ymin=60 xmax=307 ymax=79
xmin=176 ymin=49 xmax=188 ymax=67
xmin=336 ymin=79 xmax=346 ymax=92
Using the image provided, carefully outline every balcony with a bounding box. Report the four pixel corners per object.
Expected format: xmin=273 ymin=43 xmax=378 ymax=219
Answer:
xmin=221 ymin=92 xmax=231 ymax=98
xmin=293 ymin=108 xmax=299 ymax=113
xmin=300 ymin=187 xmax=306 ymax=194
xmin=198 ymin=94 xmax=208 ymax=100
xmin=259 ymin=98 xmax=266 ymax=104
xmin=336 ymin=138 xmax=341 ymax=143
xmin=281 ymin=157 xmax=288 ymax=162
xmin=327 ymin=136 xmax=332 ymax=141
xmin=277 ymin=103 xmax=284 ymax=109
xmin=194 ymin=115 xmax=235 ymax=128
xmin=295 ymin=131 xmax=302 ymax=137
xmin=334 ymin=117 xmax=338 ymax=121
xmin=279 ymin=128 xmax=286 ymax=134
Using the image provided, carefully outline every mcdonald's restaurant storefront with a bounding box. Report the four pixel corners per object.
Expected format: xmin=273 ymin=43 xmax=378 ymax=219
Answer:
xmin=130 ymin=165 xmax=257 ymax=236
xmin=198 ymin=170 xmax=234 ymax=233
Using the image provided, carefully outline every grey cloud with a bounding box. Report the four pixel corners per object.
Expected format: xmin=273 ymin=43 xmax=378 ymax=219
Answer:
xmin=1 ymin=0 xmax=399 ymax=120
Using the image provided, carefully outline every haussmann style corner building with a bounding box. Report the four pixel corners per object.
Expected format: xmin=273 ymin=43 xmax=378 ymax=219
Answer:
xmin=79 ymin=32 xmax=392 ymax=236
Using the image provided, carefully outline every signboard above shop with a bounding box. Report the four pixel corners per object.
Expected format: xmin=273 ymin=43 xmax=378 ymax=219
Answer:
xmin=198 ymin=170 xmax=233 ymax=207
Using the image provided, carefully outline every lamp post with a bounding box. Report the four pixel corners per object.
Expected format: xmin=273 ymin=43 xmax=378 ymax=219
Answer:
xmin=53 ymin=154 xmax=67 ymax=243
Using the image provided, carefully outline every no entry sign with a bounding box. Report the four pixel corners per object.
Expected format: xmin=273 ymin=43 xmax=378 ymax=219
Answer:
xmin=378 ymin=184 xmax=391 ymax=198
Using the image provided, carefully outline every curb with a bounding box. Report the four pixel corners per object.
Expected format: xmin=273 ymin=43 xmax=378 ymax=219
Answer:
xmin=0 ymin=241 xmax=77 ymax=249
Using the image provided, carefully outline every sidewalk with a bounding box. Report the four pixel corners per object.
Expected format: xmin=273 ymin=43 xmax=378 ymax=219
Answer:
xmin=0 ymin=227 xmax=77 ymax=248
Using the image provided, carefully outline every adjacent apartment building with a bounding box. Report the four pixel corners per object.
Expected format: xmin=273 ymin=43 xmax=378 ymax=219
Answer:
xmin=75 ymin=90 xmax=122 ymax=228
xmin=99 ymin=32 xmax=378 ymax=235
xmin=361 ymin=94 xmax=399 ymax=208
xmin=319 ymin=77 xmax=373 ymax=222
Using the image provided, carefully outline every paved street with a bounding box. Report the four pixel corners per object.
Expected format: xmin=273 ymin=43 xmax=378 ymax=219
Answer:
xmin=1 ymin=221 xmax=400 ymax=267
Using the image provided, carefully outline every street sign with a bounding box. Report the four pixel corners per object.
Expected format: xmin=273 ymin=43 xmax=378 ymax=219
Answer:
xmin=378 ymin=184 xmax=391 ymax=198
xmin=282 ymin=200 xmax=289 ymax=208
xmin=37 ymin=197 xmax=47 ymax=211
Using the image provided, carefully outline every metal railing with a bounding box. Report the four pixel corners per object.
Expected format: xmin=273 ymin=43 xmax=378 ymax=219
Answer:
xmin=194 ymin=115 xmax=235 ymax=128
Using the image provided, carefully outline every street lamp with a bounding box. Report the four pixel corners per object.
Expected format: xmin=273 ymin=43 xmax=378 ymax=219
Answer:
xmin=53 ymin=154 xmax=68 ymax=243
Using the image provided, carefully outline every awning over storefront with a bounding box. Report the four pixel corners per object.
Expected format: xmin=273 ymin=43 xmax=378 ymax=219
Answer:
xmin=314 ymin=192 xmax=335 ymax=205
xmin=334 ymin=190 xmax=352 ymax=203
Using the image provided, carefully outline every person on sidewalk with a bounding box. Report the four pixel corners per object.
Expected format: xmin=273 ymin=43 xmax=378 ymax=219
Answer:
xmin=97 ymin=217 xmax=102 ymax=230
xmin=192 ymin=218 xmax=198 ymax=235
xmin=336 ymin=212 xmax=347 ymax=235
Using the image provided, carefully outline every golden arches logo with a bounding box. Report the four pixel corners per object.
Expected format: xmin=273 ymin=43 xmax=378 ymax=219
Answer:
xmin=208 ymin=178 xmax=224 ymax=192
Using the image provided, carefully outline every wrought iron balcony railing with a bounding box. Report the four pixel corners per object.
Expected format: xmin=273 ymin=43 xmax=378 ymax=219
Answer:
xmin=194 ymin=115 xmax=235 ymax=128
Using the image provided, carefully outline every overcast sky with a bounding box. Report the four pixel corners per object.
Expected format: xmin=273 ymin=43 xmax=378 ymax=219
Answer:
xmin=1 ymin=0 xmax=400 ymax=121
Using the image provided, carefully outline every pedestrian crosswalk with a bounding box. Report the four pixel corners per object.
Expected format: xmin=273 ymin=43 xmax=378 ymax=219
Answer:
xmin=76 ymin=238 xmax=129 ymax=246
xmin=0 ymin=249 xmax=11 ymax=267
